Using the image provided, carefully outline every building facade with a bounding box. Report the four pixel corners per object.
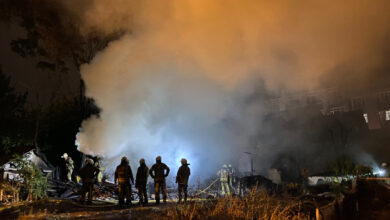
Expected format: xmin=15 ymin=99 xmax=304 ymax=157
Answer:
xmin=268 ymin=88 xmax=390 ymax=130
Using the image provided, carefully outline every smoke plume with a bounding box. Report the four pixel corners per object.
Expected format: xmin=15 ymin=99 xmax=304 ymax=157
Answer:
xmin=72 ymin=0 xmax=390 ymax=180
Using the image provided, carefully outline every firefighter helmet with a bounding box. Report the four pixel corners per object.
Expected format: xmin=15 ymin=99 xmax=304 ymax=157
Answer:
xmin=86 ymin=158 xmax=94 ymax=165
xmin=121 ymin=156 xmax=129 ymax=164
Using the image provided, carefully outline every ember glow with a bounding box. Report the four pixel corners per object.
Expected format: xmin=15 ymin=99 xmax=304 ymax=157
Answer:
xmin=74 ymin=0 xmax=390 ymax=178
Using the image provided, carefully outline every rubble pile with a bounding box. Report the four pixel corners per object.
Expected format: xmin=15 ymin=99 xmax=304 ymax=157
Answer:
xmin=47 ymin=179 xmax=118 ymax=200
xmin=47 ymin=179 xmax=79 ymax=199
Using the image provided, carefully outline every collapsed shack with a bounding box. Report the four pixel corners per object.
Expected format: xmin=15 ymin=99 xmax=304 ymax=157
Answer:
xmin=239 ymin=175 xmax=277 ymax=195
xmin=0 ymin=149 xmax=55 ymax=203
xmin=1 ymin=149 xmax=55 ymax=181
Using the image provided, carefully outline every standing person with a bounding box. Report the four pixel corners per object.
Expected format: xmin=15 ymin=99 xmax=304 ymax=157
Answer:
xmin=217 ymin=164 xmax=230 ymax=196
xmin=228 ymin=164 xmax=236 ymax=188
xmin=149 ymin=156 xmax=170 ymax=204
xmin=95 ymin=159 xmax=105 ymax=185
xmin=61 ymin=153 xmax=74 ymax=182
xmin=93 ymin=160 xmax=104 ymax=198
xmin=176 ymin=158 xmax=191 ymax=203
xmin=136 ymin=158 xmax=149 ymax=205
xmin=78 ymin=159 xmax=99 ymax=205
xmin=115 ymin=156 xmax=134 ymax=207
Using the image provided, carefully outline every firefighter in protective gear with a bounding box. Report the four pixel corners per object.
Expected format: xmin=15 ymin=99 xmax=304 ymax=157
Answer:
xmin=61 ymin=153 xmax=74 ymax=182
xmin=217 ymin=164 xmax=230 ymax=196
xmin=149 ymin=156 xmax=170 ymax=204
xmin=94 ymin=159 xmax=105 ymax=185
xmin=78 ymin=158 xmax=99 ymax=204
xmin=115 ymin=156 xmax=134 ymax=207
xmin=228 ymin=164 xmax=236 ymax=188
xmin=136 ymin=158 xmax=149 ymax=205
xmin=176 ymin=158 xmax=191 ymax=203
xmin=93 ymin=160 xmax=104 ymax=198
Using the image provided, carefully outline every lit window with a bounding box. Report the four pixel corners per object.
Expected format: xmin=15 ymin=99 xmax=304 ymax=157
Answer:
xmin=363 ymin=113 xmax=368 ymax=123
xmin=386 ymin=110 xmax=390 ymax=121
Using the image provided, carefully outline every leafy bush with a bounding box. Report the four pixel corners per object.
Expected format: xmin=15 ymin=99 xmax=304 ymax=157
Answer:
xmin=11 ymin=154 xmax=48 ymax=201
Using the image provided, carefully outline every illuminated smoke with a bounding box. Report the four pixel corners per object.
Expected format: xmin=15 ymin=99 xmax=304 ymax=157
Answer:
xmin=72 ymin=0 xmax=390 ymax=180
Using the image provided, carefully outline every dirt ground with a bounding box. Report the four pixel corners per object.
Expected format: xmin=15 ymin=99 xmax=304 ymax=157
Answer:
xmin=1 ymin=180 xmax=389 ymax=220
xmin=0 ymin=199 xmax=177 ymax=220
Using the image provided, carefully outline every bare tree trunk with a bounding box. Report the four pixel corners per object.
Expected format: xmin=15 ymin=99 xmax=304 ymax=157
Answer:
xmin=34 ymin=117 xmax=40 ymax=149
xmin=34 ymin=94 xmax=42 ymax=149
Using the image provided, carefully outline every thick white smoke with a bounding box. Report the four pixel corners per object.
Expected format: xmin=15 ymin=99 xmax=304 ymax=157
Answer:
xmin=73 ymin=0 xmax=390 ymax=180
xmin=75 ymin=34 xmax=264 ymax=179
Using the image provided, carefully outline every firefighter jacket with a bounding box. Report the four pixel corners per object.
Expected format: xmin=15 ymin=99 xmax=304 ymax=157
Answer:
xmin=115 ymin=164 xmax=134 ymax=185
xmin=176 ymin=164 xmax=190 ymax=185
xmin=95 ymin=163 xmax=105 ymax=183
xmin=78 ymin=164 xmax=99 ymax=183
xmin=66 ymin=157 xmax=74 ymax=171
xmin=149 ymin=162 xmax=170 ymax=181
xmin=136 ymin=164 xmax=149 ymax=188
xmin=217 ymin=168 xmax=229 ymax=182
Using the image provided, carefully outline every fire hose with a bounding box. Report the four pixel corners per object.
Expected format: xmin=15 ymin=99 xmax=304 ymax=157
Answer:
xmin=195 ymin=178 xmax=219 ymax=196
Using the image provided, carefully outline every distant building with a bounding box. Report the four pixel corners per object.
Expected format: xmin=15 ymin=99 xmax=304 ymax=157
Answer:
xmin=267 ymin=87 xmax=390 ymax=130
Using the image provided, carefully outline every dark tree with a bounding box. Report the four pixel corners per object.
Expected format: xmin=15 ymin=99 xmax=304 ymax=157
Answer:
xmin=0 ymin=0 xmax=122 ymax=117
xmin=0 ymin=66 xmax=33 ymax=154
xmin=0 ymin=0 xmax=119 ymax=166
